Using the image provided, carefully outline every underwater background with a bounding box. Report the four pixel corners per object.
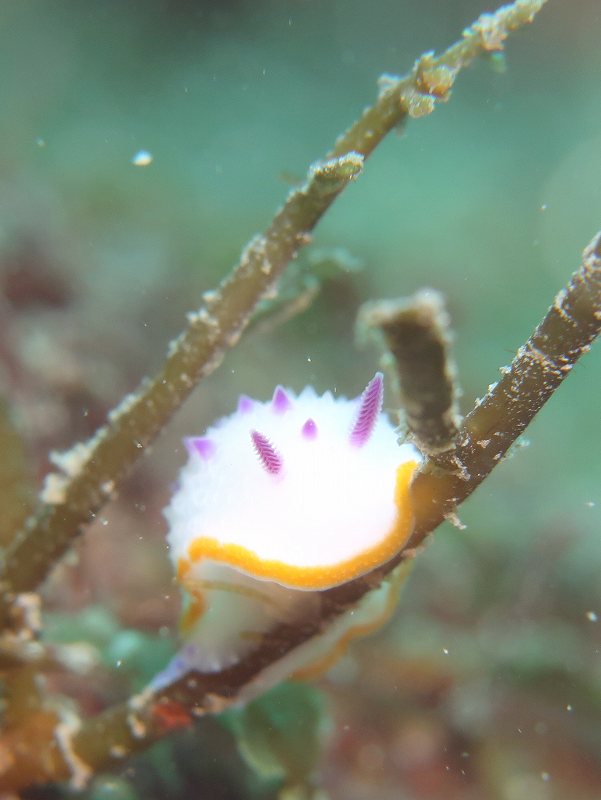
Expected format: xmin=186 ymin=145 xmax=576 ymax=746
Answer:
xmin=1 ymin=1 xmax=600 ymax=798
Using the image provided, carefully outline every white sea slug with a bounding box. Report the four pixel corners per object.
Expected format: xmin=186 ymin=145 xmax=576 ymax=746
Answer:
xmin=156 ymin=373 xmax=422 ymax=697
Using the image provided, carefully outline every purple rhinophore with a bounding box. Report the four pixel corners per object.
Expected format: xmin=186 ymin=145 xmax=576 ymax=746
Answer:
xmin=301 ymin=418 xmax=318 ymax=439
xmin=251 ymin=430 xmax=283 ymax=475
xmin=272 ymin=385 xmax=292 ymax=414
xmin=237 ymin=394 xmax=254 ymax=414
xmin=184 ymin=436 xmax=216 ymax=460
xmin=349 ymin=372 xmax=384 ymax=447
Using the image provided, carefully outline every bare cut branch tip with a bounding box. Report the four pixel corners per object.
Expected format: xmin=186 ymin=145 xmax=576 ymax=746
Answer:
xmin=358 ymin=290 xmax=461 ymax=455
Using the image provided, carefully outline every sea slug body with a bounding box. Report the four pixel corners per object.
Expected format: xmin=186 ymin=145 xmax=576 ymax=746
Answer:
xmin=156 ymin=373 xmax=422 ymax=697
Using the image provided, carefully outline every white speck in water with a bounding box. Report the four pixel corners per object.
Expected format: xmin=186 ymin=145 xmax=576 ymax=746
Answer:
xmin=585 ymin=501 xmax=596 ymax=508
xmin=540 ymin=203 xmax=548 ymax=211
xmin=566 ymin=704 xmax=573 ymax=712
xmin=443 ymin=648 xmax=449 ymax=655
xmin=116 ymin=660 xmax=122 ymax=668
xmin=100 ymin=518 xmax=108 ymax=527
xmin=541 ymin=772 xmax=550 ymax=782
xmin=36 ymin=137 xmax=46 ymax=148
xmin=586 ymin=611 xmax=598 ymax=622
xmin=307 ymin=356 xmax=312 ymax=363
xmin=131 ymin=149 xmax=153 ymax=167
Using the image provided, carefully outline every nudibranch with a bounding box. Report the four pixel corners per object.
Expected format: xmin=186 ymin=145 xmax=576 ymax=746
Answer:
xmin=156 ymin=373 xmax=422 ymax=697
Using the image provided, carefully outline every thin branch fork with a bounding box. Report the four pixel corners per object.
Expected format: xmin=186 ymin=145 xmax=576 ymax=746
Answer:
xmin=1 ymin=228 xmax=599 ymax=793
xmin=411 ymin=230 xmax=601 ymax=535
xmin=0 ymin=0 xmax=548 ymax=629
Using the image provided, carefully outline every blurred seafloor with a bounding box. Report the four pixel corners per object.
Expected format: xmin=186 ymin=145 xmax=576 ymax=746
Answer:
xmin=1 ymin=1 xmax=600 ymax=799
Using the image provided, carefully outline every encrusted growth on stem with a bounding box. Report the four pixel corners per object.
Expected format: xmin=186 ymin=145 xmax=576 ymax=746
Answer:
xmin=331 ymin=0 xmax=548 ymax=158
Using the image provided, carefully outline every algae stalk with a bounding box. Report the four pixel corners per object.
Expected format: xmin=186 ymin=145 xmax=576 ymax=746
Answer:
xmin=0 ymin=154 xmax=364 ymax=617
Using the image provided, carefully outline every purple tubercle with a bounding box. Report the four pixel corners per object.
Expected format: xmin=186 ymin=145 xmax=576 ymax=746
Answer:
xmin=272 ymin=385 xmax=292 ymax=414
xmin=184 ymin=436 xmax=216 ymax=460
xmin=237 ymin=394 xmax=254 ymax=414
xmin=349 ymin=372 xmax=384 ymax=447
xmin=251 ymin=430 xmax=283 ymax=475
xmin=301 ymin=418 xmax=318 ymax=439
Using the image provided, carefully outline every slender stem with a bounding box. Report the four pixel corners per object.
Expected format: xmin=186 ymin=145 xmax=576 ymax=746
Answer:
xmin=0 ymin=154 xmax=363 ymax=618
xmin=331 ymin=0 xmax=549 ymax=158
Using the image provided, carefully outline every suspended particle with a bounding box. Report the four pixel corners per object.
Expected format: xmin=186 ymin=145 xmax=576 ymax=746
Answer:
xmin=131 ymin=149 xmax=154 ymax=167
